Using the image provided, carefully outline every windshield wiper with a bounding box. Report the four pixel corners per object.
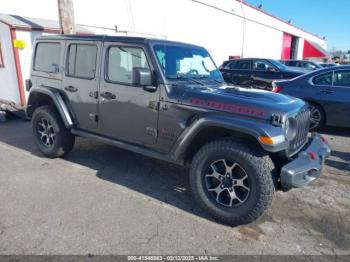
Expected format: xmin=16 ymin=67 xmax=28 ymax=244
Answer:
xmin=170 ymin=74 xmax=206 ymax=86
xmin=196 ymin=75 xmax=224 ymax=84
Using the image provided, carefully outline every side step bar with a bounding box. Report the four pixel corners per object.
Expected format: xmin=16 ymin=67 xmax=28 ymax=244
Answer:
xmin=71 ymin=129 xmax=184 ymax=166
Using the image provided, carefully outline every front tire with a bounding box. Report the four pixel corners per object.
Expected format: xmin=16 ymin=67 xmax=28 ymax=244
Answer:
xmin=309 ymin=103 xmax=325 ymax=131
xmin=190 ymin=139 xmax=275 ymax=226
xmin=32 ymin=105 xmax=75 ymax=158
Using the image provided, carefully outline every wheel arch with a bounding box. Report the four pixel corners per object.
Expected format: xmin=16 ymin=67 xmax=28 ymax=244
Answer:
xmin=183 ymin=127 xmax=262 ymax=163
xmin=26 ymin=87 xmax=74 ymax=128
xmin=305 ymin=100 xmax=327 ymax=124
xmin=171 ymin=116 xmax=271 ymax=163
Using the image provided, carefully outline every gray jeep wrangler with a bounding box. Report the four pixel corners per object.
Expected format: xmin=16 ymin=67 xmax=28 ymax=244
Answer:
xmin=26 ymin=35 xmax=331 ymax=226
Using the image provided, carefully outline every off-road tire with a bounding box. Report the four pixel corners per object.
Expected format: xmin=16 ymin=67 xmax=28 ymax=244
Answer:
xmin=32 ymin=105 xmax=75 ymax=158
xmin=190 ymin=139 xmax=275 ymax=226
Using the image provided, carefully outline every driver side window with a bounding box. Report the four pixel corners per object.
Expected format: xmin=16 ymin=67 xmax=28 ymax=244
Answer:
xmin=107 ymin=46 xmax=149 ymax=84
xmin=253 ymin=60 xmax=276 ymax=72
xmin=333 ymin=70 xmax=350 ymax=87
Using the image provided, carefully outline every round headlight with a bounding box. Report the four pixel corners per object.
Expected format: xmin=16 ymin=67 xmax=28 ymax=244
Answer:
xmin=284 ymin=118 xmax=297 ymax=141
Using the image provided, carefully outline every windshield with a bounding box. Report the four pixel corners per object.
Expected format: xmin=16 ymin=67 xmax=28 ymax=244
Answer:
xmin=153 ymin=44 xmax=223 ymax=82
xmin=270 ymin=59 xmax=287 ymax=70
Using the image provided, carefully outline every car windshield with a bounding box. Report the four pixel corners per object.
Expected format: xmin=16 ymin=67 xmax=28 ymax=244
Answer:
xmin=269 ymin=59 xmax=287 ymax=70
xmin=153 ymin=44 xmax=223 ymax=83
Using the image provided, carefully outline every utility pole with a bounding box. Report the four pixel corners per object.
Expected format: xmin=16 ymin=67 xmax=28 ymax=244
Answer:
xmin=57 ymin=0 xmax=75 ymax=34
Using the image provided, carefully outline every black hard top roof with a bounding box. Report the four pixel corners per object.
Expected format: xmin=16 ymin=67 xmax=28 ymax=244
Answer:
xmin=37 ymin=34 xmax=204 ymax=48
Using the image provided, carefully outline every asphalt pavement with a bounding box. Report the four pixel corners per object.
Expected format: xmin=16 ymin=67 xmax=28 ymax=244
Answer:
xmin=0 ymin=119 xmax=349 ymax=255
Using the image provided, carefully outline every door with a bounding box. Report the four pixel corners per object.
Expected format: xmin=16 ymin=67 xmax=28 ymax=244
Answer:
xmin=251 ymin=59 xmax=280 ymax=89
xmin=222 ymin=60 xmax=251 ymax=86
xmin=281 ymin=33 xmax=292 ymax=60
xmin=317 ymin=70 xmax=350 ymax=126
xmin=97 ymin=42 xmax=159 ymax=145
xmin=62 ymin=41 xmax=101 ymax=131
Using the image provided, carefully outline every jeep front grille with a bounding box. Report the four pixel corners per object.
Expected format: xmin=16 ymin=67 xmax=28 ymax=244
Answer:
xmin=289 ymin=107 xmax=310 ymax=156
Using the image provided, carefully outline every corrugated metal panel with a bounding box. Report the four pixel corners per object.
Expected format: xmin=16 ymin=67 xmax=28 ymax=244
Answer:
xmin=0 ymin=13 xmax=91 ymax=33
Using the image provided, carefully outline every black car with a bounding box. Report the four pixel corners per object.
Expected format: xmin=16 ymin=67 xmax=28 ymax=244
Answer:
xmin=220 ymin=58 xmax=304 ymax=90
xmin=273 ymin=65 xmax=350 ymax=130
xmin=280 ymin=59 xmax=322 ymax=71
xmin=319 ymin=63 xmax=338 ymax=68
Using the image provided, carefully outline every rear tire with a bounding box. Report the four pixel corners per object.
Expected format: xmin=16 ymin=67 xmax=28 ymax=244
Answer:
xmin=32 ymin=105 xmax=75 ymax=158
xmin=190 ymin=139 xmax=275 ymax=226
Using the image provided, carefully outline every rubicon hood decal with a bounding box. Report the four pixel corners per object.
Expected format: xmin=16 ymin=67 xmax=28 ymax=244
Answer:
xmin=190 ymin=98 xmax=265 ymax=117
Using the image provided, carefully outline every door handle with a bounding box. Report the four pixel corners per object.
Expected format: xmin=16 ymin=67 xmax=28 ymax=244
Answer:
xmin=64 ymin=86 xmax=78 ymax=92
xmin=320 ymin=89 xmax=334 ymax=94
xmin=100 ymin=92 xmax=116 ymax=100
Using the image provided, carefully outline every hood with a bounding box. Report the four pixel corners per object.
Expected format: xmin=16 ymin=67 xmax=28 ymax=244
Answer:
xmin=179 ymin=84 xmax=305 ymax=120
xmin=283 ymin=67 xmax=306 ymax=76
xmin=285 ymin=66 xmax=310 ymax=73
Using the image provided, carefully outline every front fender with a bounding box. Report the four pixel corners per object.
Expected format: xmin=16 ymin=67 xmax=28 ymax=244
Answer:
xmin=170 ymin=114 xmax=287 ymax=161
xmin=26 ymin=86 xmax=74 ymax=128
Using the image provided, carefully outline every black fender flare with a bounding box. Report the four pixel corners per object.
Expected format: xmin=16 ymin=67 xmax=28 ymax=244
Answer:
xmin=26 ymin=86 xmax=74 ymax=128
xmin=170 ymin=114 xmax=287 ymax=161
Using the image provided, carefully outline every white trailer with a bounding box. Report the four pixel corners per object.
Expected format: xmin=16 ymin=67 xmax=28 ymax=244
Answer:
xmin=0 ymin=14 xmax=90 ymax=105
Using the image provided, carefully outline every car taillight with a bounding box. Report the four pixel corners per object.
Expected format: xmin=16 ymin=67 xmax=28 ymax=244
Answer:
xmin=272 ymin=86 xmax=283 ymax=93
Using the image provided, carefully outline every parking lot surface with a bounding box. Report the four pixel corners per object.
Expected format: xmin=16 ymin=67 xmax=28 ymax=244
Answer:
xmin=0 ymin=119 xmax=349 ymax=255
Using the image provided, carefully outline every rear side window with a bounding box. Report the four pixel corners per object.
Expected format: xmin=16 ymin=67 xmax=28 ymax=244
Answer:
xmin=253 ymin=60 xmax=276 ymax=72
xmin=313 ymin=72 xmax=333 ymax=86
xmin=230 ymin=60 xmax=250 ymax=70
xmin=333 ymin=70 xmax=350 ymax=87
xmin=107 ymin=46 xmax=150 ymax=84
xmin=303 ymin=62 xmax=317 ymax=69
xmin=287 ymin=61 xmax=298 ymax=67
xmin=67 ymin=44 xmax=97 ymax=79
xmin=34 ymin=43 xmax=61 ymax=73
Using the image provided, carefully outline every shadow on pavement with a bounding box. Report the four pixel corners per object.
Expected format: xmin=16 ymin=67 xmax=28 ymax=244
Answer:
xmin=321 ymin=126 xmax=350 ymax=137
xmin=0 ymin=119 xmax=215 ymax=223
xmin=1 ymin=119 xmax=349 ymax=229
xmin=326 ymin=149 xmax=350 ymax=174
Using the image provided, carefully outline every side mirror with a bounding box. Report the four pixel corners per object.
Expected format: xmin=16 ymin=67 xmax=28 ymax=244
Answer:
xmin=132 ymin=67 xmax=154 ymax=88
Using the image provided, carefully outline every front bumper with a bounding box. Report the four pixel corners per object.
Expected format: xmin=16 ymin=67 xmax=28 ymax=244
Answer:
xmin=281 ymin=133 xmax=331 ymax=190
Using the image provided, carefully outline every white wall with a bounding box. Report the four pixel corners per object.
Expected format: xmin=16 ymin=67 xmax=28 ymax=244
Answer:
xmin=296 ymin=38 xmax=305 ymax=60
xmin=0 ymin=22 xmax=20 ymax=103
xmin=74 ymin=0 xmax=326 ymax=62
xmin=1 ymin=0 xmax=327 ymax=71
xmin=16 ymin=30 xmax=47 ymax=100
xmin=1 ymin=0 xmax=59 ymax=21
xmin=240 ymin=2 xmax=327 ymax=50
xmin=75 ymin=0 xmax=245 ymax=64
xmin=243 ymin=20 xmax=283 ymax=58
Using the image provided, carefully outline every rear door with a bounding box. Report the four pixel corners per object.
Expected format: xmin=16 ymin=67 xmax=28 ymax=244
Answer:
xmin=251 ymin=59 xmax=280 ymax=89
xmin=97 ymin=42 xmax=159 ymax=145
xmin=320 ymin=70 xmax=350 ymax=126
xmin=62 ymin=40 xmax=101 ymax=131
xmin=221 ymin=60 xmax=251 ymax=86
xmin=32 ymin=41 xmax=64 ymax=96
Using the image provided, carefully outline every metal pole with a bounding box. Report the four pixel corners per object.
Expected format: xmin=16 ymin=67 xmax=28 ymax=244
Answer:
xmin=240 ymin=0 xmax=246 ymax=58
xmin=57 ymin=0 xmax=76 ymax=34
